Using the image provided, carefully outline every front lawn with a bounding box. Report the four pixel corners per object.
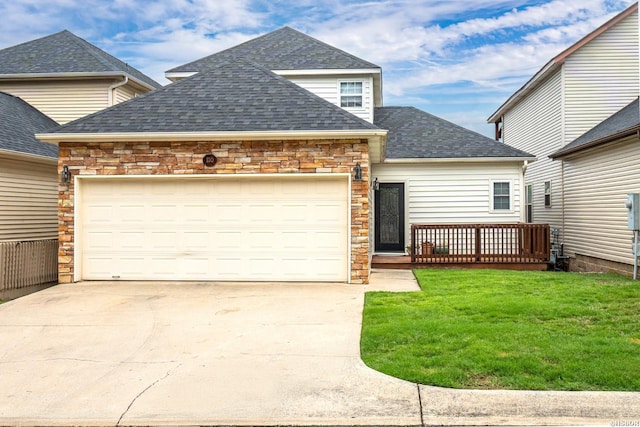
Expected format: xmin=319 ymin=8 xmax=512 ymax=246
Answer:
xmin=361 ymin=269 xmax=640 ymax=391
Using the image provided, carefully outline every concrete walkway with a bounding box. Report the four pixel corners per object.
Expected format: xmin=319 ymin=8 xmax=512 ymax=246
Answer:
xmin=0 ymin=271 xmax=637 ymax=426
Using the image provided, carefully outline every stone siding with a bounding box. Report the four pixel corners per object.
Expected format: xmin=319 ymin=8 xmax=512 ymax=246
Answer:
xmin=58 ymin=139 xmax=370 ymax=284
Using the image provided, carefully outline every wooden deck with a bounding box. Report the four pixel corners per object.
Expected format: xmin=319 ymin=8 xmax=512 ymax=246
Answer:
xmin=372 ymin=255 xmax=549 ymax=271
xmin=372 ymin=223 xmax=550 ymax=271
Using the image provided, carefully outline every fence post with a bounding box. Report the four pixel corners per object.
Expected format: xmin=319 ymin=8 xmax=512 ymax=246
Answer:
xmin=475 ymin=226 xmax=481 ymax=262
xmin=411 ymin=224 xmax=415 ymax=263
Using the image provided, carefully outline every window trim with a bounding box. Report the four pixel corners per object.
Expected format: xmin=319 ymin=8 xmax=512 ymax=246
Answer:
xmin=490 ymin=180 xmax=513 ymax=213
xmin=338 ymin=80 xmax=364 ymax=109
xmin=544 ymin=181 xmax=551 ymax=208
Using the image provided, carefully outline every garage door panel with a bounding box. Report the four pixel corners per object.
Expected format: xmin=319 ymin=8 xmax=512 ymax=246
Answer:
xmin=183 ymin=231 xmax=210 ymax=249
xmin=119 ymin=231 xmax=145 ymax=249
xmin=120 ymin=204 xmax=146 ymax=221
xmin=80 ymin=177 xmax=349 ymax=282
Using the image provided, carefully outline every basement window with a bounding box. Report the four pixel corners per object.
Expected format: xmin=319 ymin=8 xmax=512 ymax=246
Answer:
xmin=339 ymin=81 xmax=363 ymax=108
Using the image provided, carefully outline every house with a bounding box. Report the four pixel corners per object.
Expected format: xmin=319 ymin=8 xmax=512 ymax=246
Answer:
xmin=37 ymin=28 xmax=535 ymax=285
xmin=0 ymin=30 xmax=162 ymax=124
xmin=0 ymin=31 xmax=161 ymax=298
xmin=488 ymin=3 xmax=639 ymax=274
xmin=0 ymin=92 xmax=59 ymax=299
xmin=548 ymin=99 xmax=640 ymax=273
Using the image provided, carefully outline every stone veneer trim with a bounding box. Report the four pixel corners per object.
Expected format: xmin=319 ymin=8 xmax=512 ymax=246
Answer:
xmin=58 ymin=139 xmax=370 ymax=284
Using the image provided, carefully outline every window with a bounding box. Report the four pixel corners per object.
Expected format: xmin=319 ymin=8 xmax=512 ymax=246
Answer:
xmin=525 ymin=184 xmax=533 ymax=222
xmin=544 ymin=181 xmax=551 ymax=207
xmin=492 ymin=181 xmax=511 ymax=211
xmin=339 ymin=81 xmax=363 ymax=108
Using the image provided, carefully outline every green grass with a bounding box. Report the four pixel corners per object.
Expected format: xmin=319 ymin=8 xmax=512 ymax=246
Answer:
xmin=361 ymin=269 xmax=640 ymax=391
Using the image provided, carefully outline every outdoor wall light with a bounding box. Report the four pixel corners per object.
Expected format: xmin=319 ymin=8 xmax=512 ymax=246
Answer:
xmin=61 ymin=165 xmax=71 ymax=184
xmin=373 ymin=177 xmax=379 ymax=191
xmin=353 ymin=163 xmax=362 ymax=181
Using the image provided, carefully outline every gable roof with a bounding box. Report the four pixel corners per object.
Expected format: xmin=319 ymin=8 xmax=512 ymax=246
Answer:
xmin=550 ymin=98 xmax=640 ymax=159
xmin=375 ymin=106 xmax=535 ymax=160
xmin=0 ymin=30 xmax=161 ymax=89
xmin=39 ymin=59 xmax=381 ymax=138
xmin=488 ymin=2 xmax=638 ymax=123
xmin=0 ymin=92 xmax=58 ymax=158
xmin=167 ymin=27 xmax=380 ymax=75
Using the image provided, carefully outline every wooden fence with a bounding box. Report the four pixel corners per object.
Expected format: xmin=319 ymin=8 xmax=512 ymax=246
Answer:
xmin=0 ymin=239 xmax=58 ymax=300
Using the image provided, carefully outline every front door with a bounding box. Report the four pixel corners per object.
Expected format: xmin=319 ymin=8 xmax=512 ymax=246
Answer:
xmin=375 ymin=183 xmax=405 ymax=252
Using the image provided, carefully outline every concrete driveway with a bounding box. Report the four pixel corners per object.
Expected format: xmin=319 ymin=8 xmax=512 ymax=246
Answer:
xmin=0 ymin=278 xmax=420 ymax=426
xmin=1 ymin=271 xmax=639 ymax=426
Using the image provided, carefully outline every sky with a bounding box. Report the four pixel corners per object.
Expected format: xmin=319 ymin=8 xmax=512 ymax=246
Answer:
xmin=0 ymin=0 xmax=636 ymax=137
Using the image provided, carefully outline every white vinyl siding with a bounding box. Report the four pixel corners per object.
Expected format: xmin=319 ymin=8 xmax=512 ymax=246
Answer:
xmin=0 ymin=79 xmax=112 ymax=124
xmin=561 ymin=135 xmax=640 ymax=265
xmin=503 ymin=70 xmax=563 ymax=232
xmin=563 ymin=10 xmax=639 ymax=145
xmin=0 ymin=156 xmax=57 ymax=241
xmin=113 ymin=83 xmax=138 ymax=105
xmin=372 ymin=162 xmax=523 ymax=245
xmin=285 ymin=75 xmax=374 ymax=123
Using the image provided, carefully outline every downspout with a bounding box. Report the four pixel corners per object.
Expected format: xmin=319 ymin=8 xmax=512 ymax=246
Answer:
xmin=521 ymin=160 xmax=528 ymax=222
xmin=107 ymin=76 xmax=129 ymax=106
xmin=561 ymin=159 xmax=566 ymax=245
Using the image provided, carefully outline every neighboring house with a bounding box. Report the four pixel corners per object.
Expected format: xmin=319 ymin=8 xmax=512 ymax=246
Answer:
xmin=488 ymin=2 xmax=639 ymax=274
xmin=0 ymin=31 xmax=161 ymax=298
xmin=0 ymin=30 xmax=162 ymax=124
xmin=549 ymin=99 xmax=640 ymax=274
xmin=0 ymin=92 xmax=59 ymax=299
xmin=38 ymin=28 xmax=534 ymax=285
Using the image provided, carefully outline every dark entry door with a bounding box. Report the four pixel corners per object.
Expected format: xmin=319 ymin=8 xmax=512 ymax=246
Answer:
xmin=375 ymin=183 xmax=405 ymax=252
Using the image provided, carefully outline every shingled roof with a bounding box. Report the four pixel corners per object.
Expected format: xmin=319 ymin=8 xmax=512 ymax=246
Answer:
xmin=0 ymin=30 xmax=161 ymax=89
xmin=375 ymin=107 xmax=535 ymax=159
xmin=167 ymin=27 xmax=380 ymax=74
xmin=550 ymin=98 xmax=640 ymax=159
xmin=0 ymin=92 xmax=58 ymax=158
xmin=43 ymin=59 xmax=380 ymax=135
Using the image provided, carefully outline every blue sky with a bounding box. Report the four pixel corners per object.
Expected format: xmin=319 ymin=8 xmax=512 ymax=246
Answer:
xmin=0 ymin=0 xmax=635 ymax=137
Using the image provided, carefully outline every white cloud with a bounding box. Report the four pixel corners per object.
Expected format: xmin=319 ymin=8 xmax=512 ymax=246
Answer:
xmin=0 ymin=0 xmax=636 ymax=132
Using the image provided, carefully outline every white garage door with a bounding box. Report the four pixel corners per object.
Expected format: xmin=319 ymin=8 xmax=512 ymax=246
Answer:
xmin=79 ymin=176 xmax=349 ymax=282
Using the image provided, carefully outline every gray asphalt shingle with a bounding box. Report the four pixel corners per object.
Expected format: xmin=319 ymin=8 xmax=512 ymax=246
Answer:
xmin=0 ymin=30 xmax=161 ymax=89
xmin=374 ymin=106 xmax=534 ymax=159
xmin=0 ymin=92 xmax=59 ymax=158
xmin=48 ymin=59 xmax=379 ymax=134
xmin=168 ymin=27 xmax=380 ymax=74
xmin=551 ymin=98 xmax=640 ymax=158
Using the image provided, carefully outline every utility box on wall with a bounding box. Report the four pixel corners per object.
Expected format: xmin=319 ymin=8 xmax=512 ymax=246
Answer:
xmin=625 ymin=193 xmax=640 ymax=230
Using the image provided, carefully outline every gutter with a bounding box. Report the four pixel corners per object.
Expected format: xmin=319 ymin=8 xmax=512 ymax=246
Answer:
xmin=549 ymin=125 xmax=640 ymax=159
xmin=383 ymin=156 xmax=537 ymax=164
xmin=107 ymin=76 xmax=128 ymax=106
xmin=0 ymin=148 xmax=57 ymax=165
xmin=0 ymin=72 xmax=158 ymax=91
xmin=36 ymin=129 xmax=388 ymax=145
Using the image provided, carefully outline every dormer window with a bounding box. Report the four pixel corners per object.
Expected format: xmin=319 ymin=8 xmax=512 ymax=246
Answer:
xmin=339 ymin=81 xmax=363 ymax=108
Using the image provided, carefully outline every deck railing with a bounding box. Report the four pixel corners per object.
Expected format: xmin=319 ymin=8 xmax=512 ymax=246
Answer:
xmin=411 ymin=223 xmax=550 ymax=264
